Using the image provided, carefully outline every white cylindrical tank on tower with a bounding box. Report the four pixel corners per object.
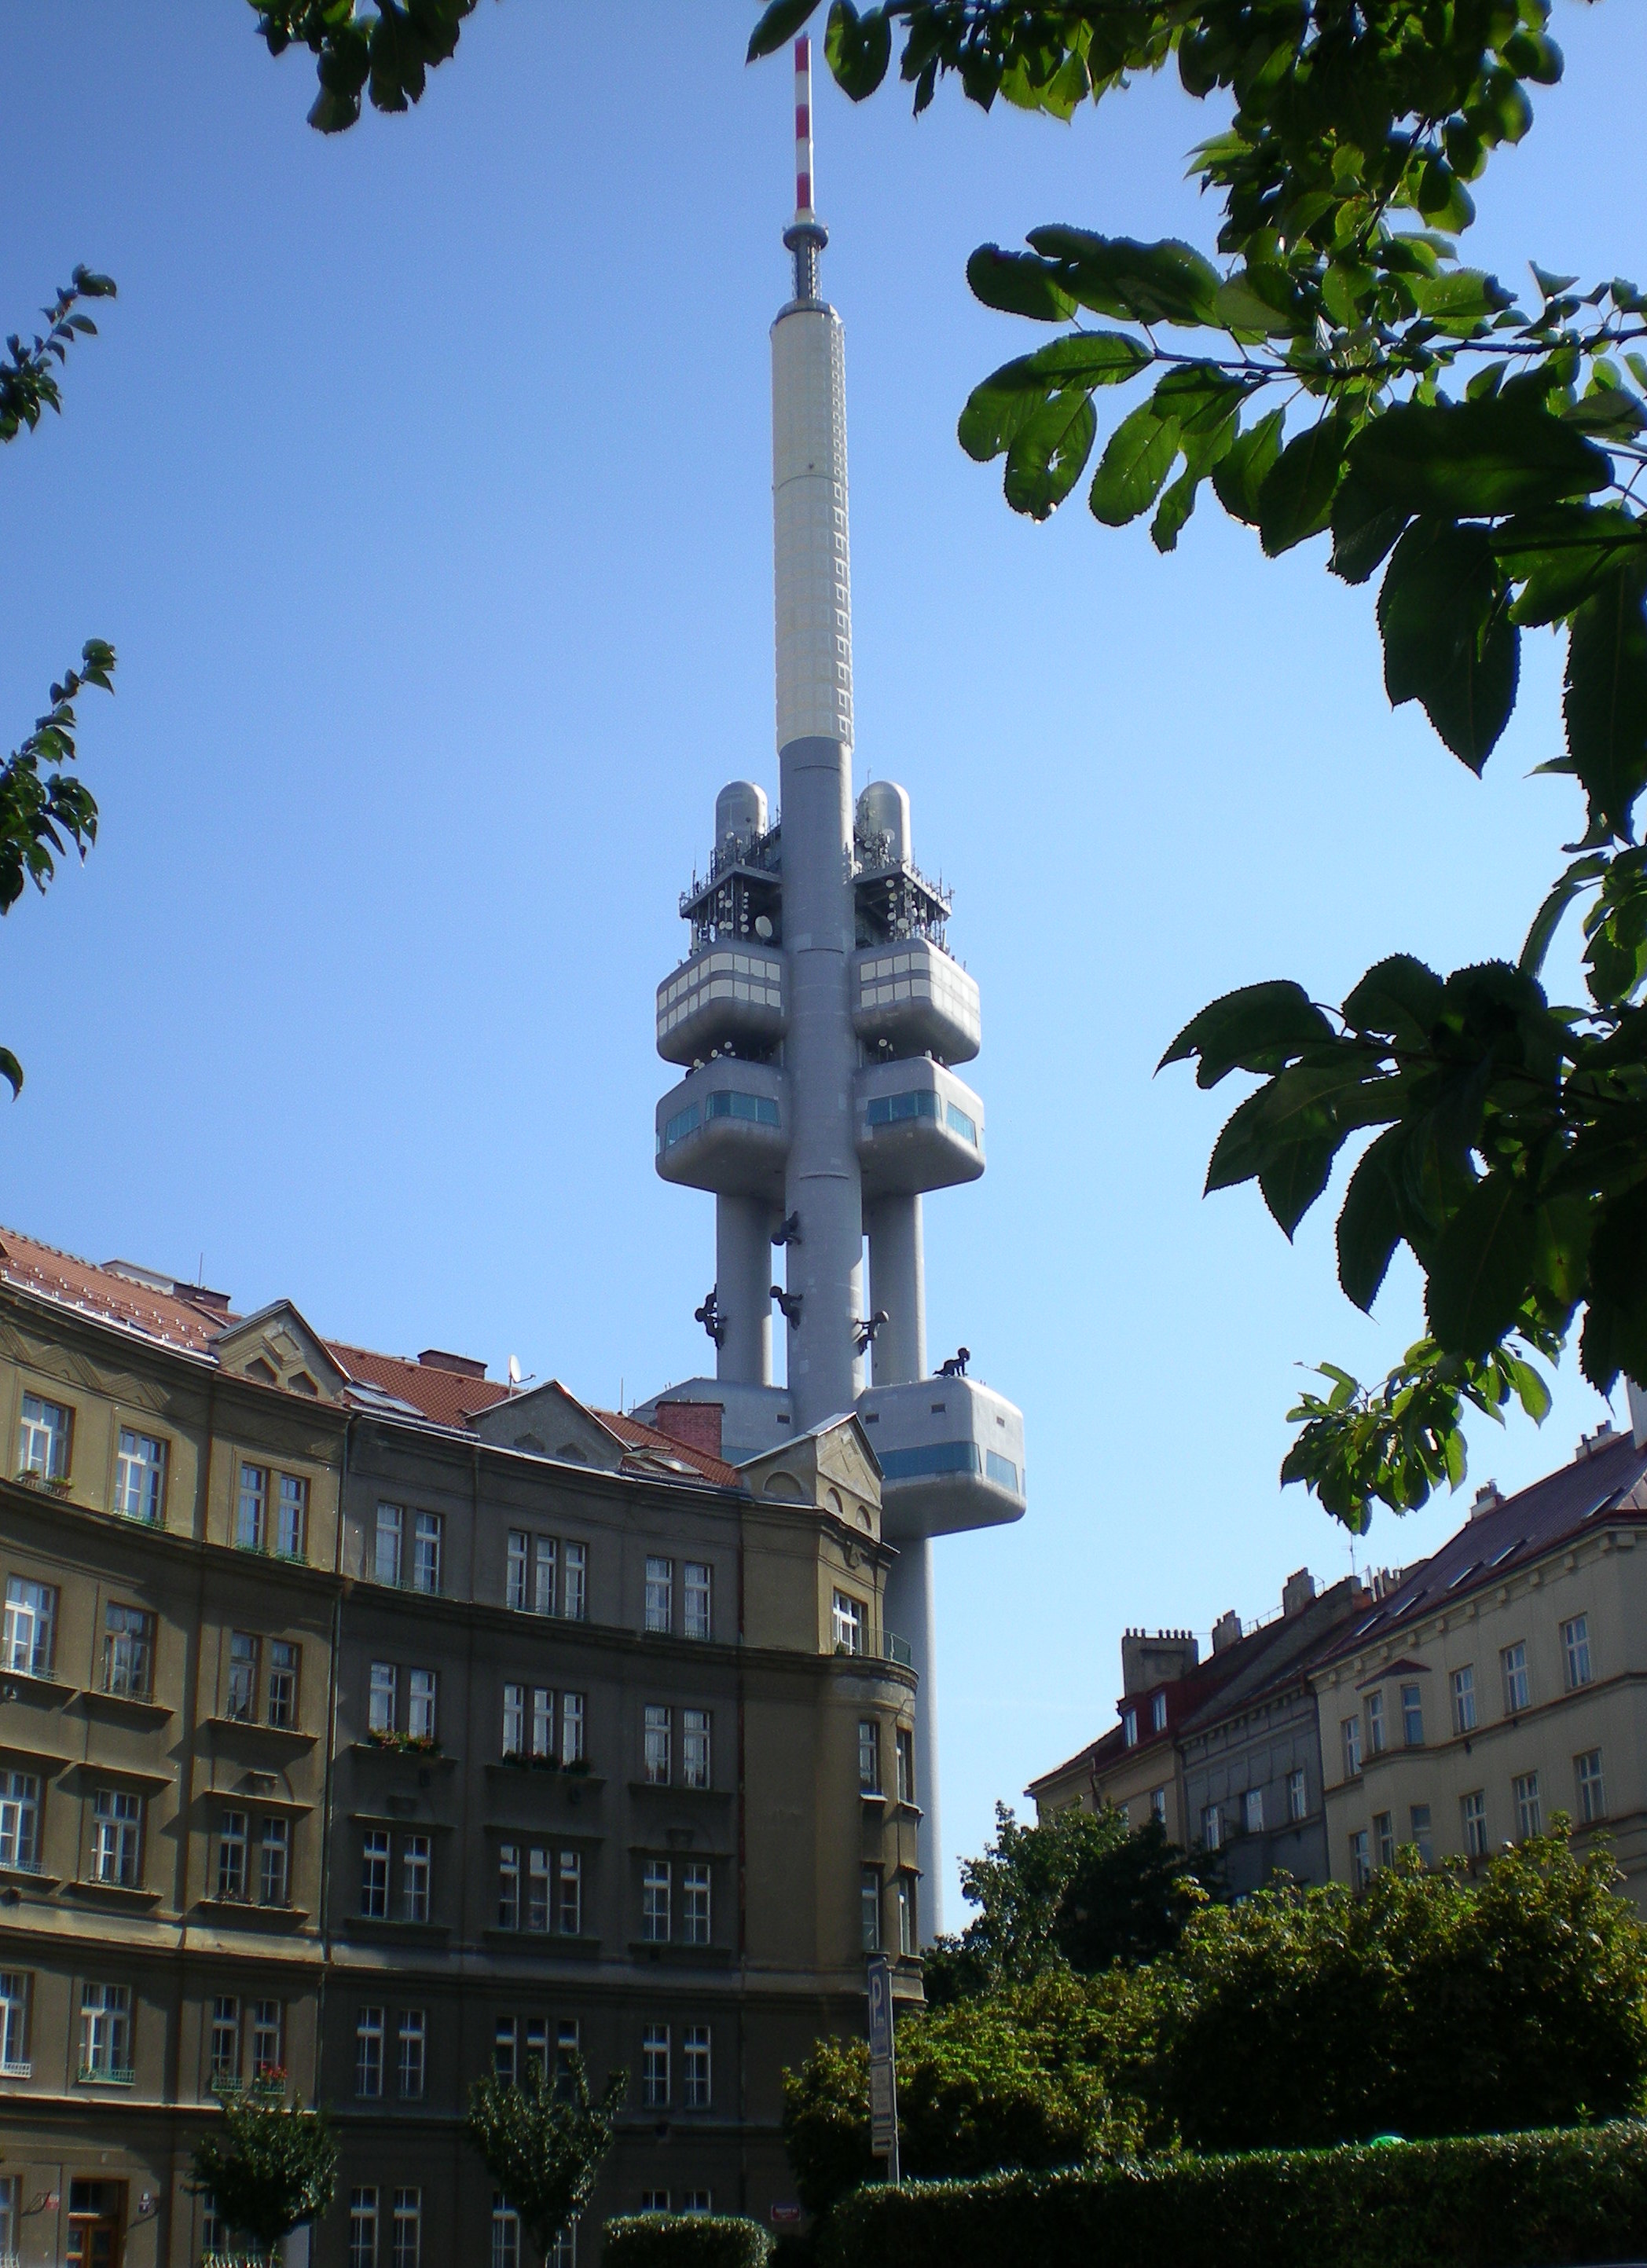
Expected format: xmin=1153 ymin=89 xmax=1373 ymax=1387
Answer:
xmin=716 ymin=779 xmax=768 ymax=852
xmin=856 ymin=780 xmax=911 ymax=864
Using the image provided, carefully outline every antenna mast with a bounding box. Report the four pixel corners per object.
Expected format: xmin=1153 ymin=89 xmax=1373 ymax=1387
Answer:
xmin=783 ymin=36 xmax=827 ymax=303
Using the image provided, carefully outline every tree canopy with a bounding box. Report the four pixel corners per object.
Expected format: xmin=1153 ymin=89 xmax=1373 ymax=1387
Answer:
xmin=464 ymin=2049 xmax=626 ymax=2268
xmin=190 ymin=2082 xmax=339 ymax=2262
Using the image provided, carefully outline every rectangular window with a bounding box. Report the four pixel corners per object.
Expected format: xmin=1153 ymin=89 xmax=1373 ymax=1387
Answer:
xmin=375 ymin=1503 xmax=404 ymax=1585
xmin=682 ymin=2195 xmax=711 ymax=2218
xmin=369 ymin=1661 xmax=398 ymax=1735
xmin=392 ymin=2189 xmax=421 ymax=2268
xmin=350 ymin=2187 xmax=380 ymax=2268
xmin=896 ymin=1873 xmax=916 ymax=1956
xmin=1150 ymin=1786 xmax=1167 ymax=1827
xmin=683 ymin=2023 xmax=711 ymax=2109
xmin=832 ymin=1591 xmax=864 ymax=1655
xmin=1201 ymin=1804 xmax=1222 ymax=1851
xmin=682 ymin=1708 xmax=710 ymax=1790
xmin=1242 ymin=1787 xmax=1264 ymax=1836
xmin=645 ymin=1556 xmax=673 ymax=1634
xmin=1451 ymin=1664 xmax=1477 ymax=1734
xmin=681 ymin=1860 xmax=710 ymax=1945
xmin=1401 ymin=1684 xmax=1425 ymax=1746
xmin=528 ymin=1848 xmax=551 ymax=1934
xmin=506 ymin=1531 xmax=528 ymax=1611
xmin=17 ymin=1391 xmax=71 ymax=1480
xmin=218 ymin=1811 xmax=249 ymax=1901
xmin=355 ymin=2007 xmax=385 ymax=2098
xmin=643 ymin=1859 xmax=671 ymax=1943
xmin=361 ymin=1830 xmax=390 ymax=1918
xmin=413 ymin=1511 xmax=442 ymax=1594
xmin=1150 ymin=1690 xmax=1168 ymax=1734
xmin=0 ymin=1971 xmax=30 ymax=2074
xmin=0 ymin=1771 xmax=40 ymax=1872
xmin=1341 ymin=1715 xmax=1362 ymax=1780
xmin=1121 ymin=1707 xmax=1138 ymax=1747
xmin=113 ymin=1428 xmax=165 ymax=1522
xmin=534 ymin=1537 xmax=558 ymax=1618
xmin=268 ymin=1640 xmax=299 ymax=1730
xmin=408 ymin=1668 xmax=438 ymax=1742
xmin=1287 ymin=1768 xmax=1306 ymax=1823
xmin=1366 ymin=1691 xmax=1386 ymax=1754
xmin=1562 ymin=1614 xmax=1593 ymax=1690
xmin=858 ymin=1718 xmax=880 ymax=1791
xmin=491 ymin=2199 xmax=521 ymax=2268
xmin=642 ymin=2024 xmax=669 ymax=2109
xmin=210 ymin=1994 xmax=240 ymax=2083
xmin=102 ymin=1603 xmax=154 ymax=1700
xmin=228 ymin=1631 xmax=259 ymax=1721
xmin=1462 ymin=1788 xmax=1487 ymax=1858
xmin=396 ymin=2010 xmax=426 ymax=2101
xmin=91 ymin=1788 xmax=142 ymax=1887
xmin=1409 ymin=1803 xmax=1433 ymax=1866
xmin=895 ymin=1728 xmax=915 ymax=1806
xmin=251 ymin=1998 xmax=282 ymax=2079
xmin=644 ymin=1704 xmax=671 ymax=1786
xmin=684 ymin=1561 xmax=712 ymax=1640
xmin=1514 ymin=1770 xmax=1542 ymax=1839
xmin=502 ymin=1684 xmax=525 ymax=1758
xmin=237 ymin=1462 xmax=267 ymax=1550
xmin=260 ymin=1817 xmax=290 ymax=1907
xmin=493 ymin=2017 xmax=517 ymax=2082
xmin=402 ymin=1834 xmax=431 ymax=1922
xmin=563 ymin=1541 xmax=588 ymax=1622
xmin=860 ymin=1867 xmax=881 ymax=1951
xmin=497 ymin=1844 xmax=520 ymax=1930
xmin=79 ymin=1980 xmax=132 ymax=2081
xmin=0 ymin=2174 xmax=19 ymax=2259
xmin=1577 ymin=1749 xmax=1606 ymax=1824
xmin=549 ymin=2225 xmax=577 ymax=2268
xmin=1502 ymin=1642 xmax=1530 ymax=1714
xmin=561 ymin=1691 xmax=585 ymax=1767
xmin=558 ymin=1848 xmax=582 ymax=1936
xmin=1374 ymin=1811 xmax=1394 ymax=1869
xmin=2 ymin=1576 xmax=56 ymax=1679
xmin=532 ymin=1687 xmax=555 ymax=1759
xmin=1349 ymin=1828 xmax=1370 ymax=1889
xmin=641 ymin=2193 xmax=670 ymax=2215
xmin=277 ymin=1473 xmax=306 ymax=1559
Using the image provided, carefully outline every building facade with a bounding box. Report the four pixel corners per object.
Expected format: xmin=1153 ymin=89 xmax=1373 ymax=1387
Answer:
xmin=0 ymin=1229 xmax=920 ymax=2268
xmin=1313 ymin=1423 xmax=1647 ymax=1906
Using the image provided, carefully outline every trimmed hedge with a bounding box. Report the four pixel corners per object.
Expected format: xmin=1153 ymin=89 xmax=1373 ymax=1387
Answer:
xmin=604 ymin=2212 xmax=773 ymax=2268
xmin=821 ymin=2126 xmax=1647 ymax=2268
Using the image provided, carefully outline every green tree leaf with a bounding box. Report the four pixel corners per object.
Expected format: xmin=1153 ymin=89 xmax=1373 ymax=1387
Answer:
xmin=1257 ymin=412 xmax=1352 ymax=557
xmin=1003 ymin=391 xmax=1096 ymax=519
xmin=1024 ymin=228 xmax=1222 ymax=328
xmin=747 ymin=0 xmax=822 ymax=62
xmin=824 ymin=0 xmax=892 ymax=97
xmin=1210 ymin=409 xmax=1285 ymax=526
xmin=1159 ymin=979 xmax=1334 ymax=1087
xmin=1425 ymin=1172 xmax=1540 ymax=1354
xmin=966 ymin=247 xmax=1076 ymax=324
xmin=1337 ymin=1126 xmax=1410 ymax=1311
xmin=1088 ymin=398 xmax=1179 ymax=527
xmin=1563 ymin=569 xmax=1647 ymax=839
xmin=956 ymin=333 xmax=1151 ymax=463
xmin=1377 ymin=519 xmax=1519 ymax=770
xmin=1344 ymin=398 xmax=1609 ymax=521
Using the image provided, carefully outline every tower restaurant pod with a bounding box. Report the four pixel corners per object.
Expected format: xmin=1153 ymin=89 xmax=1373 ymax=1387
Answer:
xmin=637 ymin=38 xmax=1025 ymax=1938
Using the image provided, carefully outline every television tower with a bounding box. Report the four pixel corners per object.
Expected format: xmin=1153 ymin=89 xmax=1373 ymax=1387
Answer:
xmin=643 ymin=40 xmax=1025 ymax=1936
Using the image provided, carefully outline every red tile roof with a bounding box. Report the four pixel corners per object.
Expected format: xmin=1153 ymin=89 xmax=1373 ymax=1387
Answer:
xmin=0 ymin=1228 xmax=229 ymax=1355
xmin=592 ymin=1407 xmax=743 ymax=1489
xmin=325 ymin=1340 xmax=513 ymax=1429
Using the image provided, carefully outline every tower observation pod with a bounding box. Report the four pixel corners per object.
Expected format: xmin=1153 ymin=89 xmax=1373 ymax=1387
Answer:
xmin=644 ymin=38 xmax=1025 ymax=1937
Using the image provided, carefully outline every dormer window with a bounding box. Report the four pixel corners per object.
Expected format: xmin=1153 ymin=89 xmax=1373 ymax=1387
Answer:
xmin=1151 ymin=1691 xmax=1168 ymax=1735
xmin=1122 ymin=1708 xmax=1138 ymax=1747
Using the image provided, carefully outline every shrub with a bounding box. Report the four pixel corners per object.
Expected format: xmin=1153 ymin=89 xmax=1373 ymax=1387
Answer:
xmin=822 ymin=2127 xmax=1647 ymax=2268
xmin=782 ymin=1974 xmax=1147 ymax=2215
xmin=603 ymin=2214 xmax=772 ymax=2268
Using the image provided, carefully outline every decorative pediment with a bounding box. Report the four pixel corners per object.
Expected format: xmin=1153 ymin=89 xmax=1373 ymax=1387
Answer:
xmin=469 ymin=1379 xmax=625 ymax=1471
xmin=213 ymin=1303 xmax=349 ymax=1402
xmin=739 ymin=1413 xmax=882 ymax=1531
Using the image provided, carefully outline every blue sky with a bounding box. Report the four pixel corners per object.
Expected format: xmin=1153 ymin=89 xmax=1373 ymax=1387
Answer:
xmin=3 ymin=2 xmax=1643 ymax=1922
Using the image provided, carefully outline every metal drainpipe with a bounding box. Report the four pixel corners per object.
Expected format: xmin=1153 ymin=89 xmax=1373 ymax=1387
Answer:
xmin=315 ymin=1412 xmax=354 ymax=2107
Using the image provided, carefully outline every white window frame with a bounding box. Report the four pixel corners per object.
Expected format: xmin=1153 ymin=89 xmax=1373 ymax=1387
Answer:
xmin=90 ymin=1787 xmax=141 ymax=1888
xmin=369 ymin=1662 xmax=398 ymax=1735
xmin=681 ymin=1860 xmax=710 ymax=1945
xmin=506 ymin=1531 xmax=528 ymax=1611
xmin=831 ymin=1590 xmax=864 ymax=1655
xmin=217 ymin=1810 xmax=250 ymax=1902
xmin=0 ymin=1970 xmax=30 ymax=2076
xmin=861 ymin=1866 xmax=882 ymax=1951
xmin=350 ymin=2187 xmax=380 ymax=2268
xmin=645 ymin=1557 xmax=673 ymax=1634
xmin=642 ymin=1859 xmax=671 ymax=1944
xmin=1400 ymin=1683 xmax=1424 ymax=1746
xmin=237 ymin=1462 xmax=267 ymax=1550
xmin=682 ymin=1708 xmax=710 ymax=1790
xmin=355 ymin=2006 xmax=385 ymax=2098
xmin=1341 ymin=1714 xmax=1361 ymax=1779
xmin=1513 ymin=1770 xmax=1542 ymax=1839
xmin=1576 ymin=1748 xmax=1605 ymax=1823
xmin=398 ymin=2008 xmax=427 ymax=2099
xmin=682 ymin=2023 xmax=711 ymax=2109
xmin=210 ymin=1993 xmax=240 ymax=2085
xmin=534 ymin=1537 xmax=559 ymax=1618
xmin=684 ymin=1561 xmax=712 ymax=1640
xmin=557 ymin=1848 xmax=581 ymax=1936
xmin=17 ymin=1392 xmax=70 ymax=1480
xmin=412 ymin=1511 xmax=442 ymax=1595
xmin=644 ymin=1704 xmax=671 ymax=1786
xmin=361 ymin=1830 xmax=391 ymax=1918
xmin=260 ymin=1817 xmax=291 ymax=1907
xmin=402 ymin=1834 xmax=431 ymax=1922
xmin=2 ymin=1577 xmax=56 ymax=1680
xmin=277 ymin=1472 xmax=306 ymax=1559
xmin=1242 ymin=1787 xmax=1264 ymax=1836
xmin=502 ymin=1684 xmax=525 ymax=1758
xmin=408 ymin=1668 xmax=438 ymax=1743
xmin=560 ymin=1691 xmax=585 ymax=1767
xmin=1451 ymin=1663 xmax=1476 ymax=1733
xmin=113 ymin=1427 xmax=165 ymax=1522
xmin=1365 ymin=1689 xmax=1386 ymax=1754
xmin=251 ymin=1997 xmax=282 ymax=2079
xmin=1502 ymin=1642 xmax=1530 ymax=1714
xmin=0 ymin=1772 xmax=40 ymax=1871
xmin=375 ymin=1503 xmax=404 ymax=1585
xmin=1348 ymin=1827 xmax=1370 ymax=1889
xmin=1201 ymin=1803 xmax=1222 ymax=1851
xmin=563 ymin=1541 xmax=588 ymax=1621
xmin=1286 ymin=1767 xmax=1306 ymax=1823
xmin=1562 ymin=1614 xmax=1593 ymax=1690
xmin=1462 ymin=1788 xmax=1487 ymax=1859
xmin=79 ymin=1980 xmax=132 ymax=2083
xmin=641 ymin=2023 xmax=670 ymax=2109
xmin=391 ymin=2188 xmax=421 ymax=2268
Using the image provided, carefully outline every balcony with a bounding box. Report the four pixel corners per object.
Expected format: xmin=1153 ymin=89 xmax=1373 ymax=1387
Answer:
xmin=884 ymin=1632 xmax=913 ymax=1669
xmin=655 ymin=1061 xmax=788 ymax=1199
xmin=78 ymin=2064 xmax=135 ymax=2087
xmin=854 ymin=1060 xmax=985 ymax=1199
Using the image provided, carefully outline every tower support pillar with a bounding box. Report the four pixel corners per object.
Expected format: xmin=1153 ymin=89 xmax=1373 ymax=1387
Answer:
xmin=884 ymin=1535 xmax=942 ymax=1940
xmin=867 ymin=1194 xmax=926 ymax=1389
xmin=715 ymin=1195 xmax=775 ymax=1387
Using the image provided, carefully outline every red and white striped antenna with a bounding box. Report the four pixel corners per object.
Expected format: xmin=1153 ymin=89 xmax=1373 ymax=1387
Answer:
xmin=794 ymin=35 xmax=814 ymax=220
xmin=783 ymin=34 xmax=828 ymax=299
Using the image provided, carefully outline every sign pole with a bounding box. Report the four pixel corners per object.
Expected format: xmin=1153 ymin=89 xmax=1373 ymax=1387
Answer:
xmin=866 ymin=1951 xmax=900 ymax=2185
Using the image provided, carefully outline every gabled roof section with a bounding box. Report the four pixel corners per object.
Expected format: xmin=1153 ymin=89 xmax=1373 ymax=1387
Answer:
xmin=1315 ymin=1427 xmax=1647 ymax=1669
xmin=215 ymin=1303 xmax=351 ymax=1401
xmin=0 ymin=1227 xmax=230 ymax=1354
xmin=327 ymin=1342 xmax=512 ymax=1429
xmin=739 ymin=1412 xmax=882 ymax=1529
xmin=469 ymin=1380 xmax=627 ymax=1471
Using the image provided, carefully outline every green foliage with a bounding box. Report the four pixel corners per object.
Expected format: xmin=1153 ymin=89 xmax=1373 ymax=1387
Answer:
xmin=1148 ymin=1830 xmax=1647 ymax=2151
xmin=189 ymin=2083 xmax=339 ymax=2260
xmin=819 ymin=2127 xmax=1647 ymax=2268
xmin=603 ymin=2214 xmax=774 ymax=2268
xmin=741 ymin=2 xmax=1647 ymax=1533
xmin=932 ymin=1801 xmax=1220 ymax=1995
xmin=0 ymin=267 xmax=116 ymax=443
xmin=781 ymin=1973 xmax=1146 ymax=2217
xmin=465 ymin=2050 xmax=626 ymax=2268
xmin=249 ymin=0 xmax=479 ymax=132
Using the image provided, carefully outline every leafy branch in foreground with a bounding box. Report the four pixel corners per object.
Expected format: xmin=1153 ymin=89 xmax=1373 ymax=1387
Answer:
xmin=249 ymin=0 xmax=480 ymax=132
xmin=748 ymin=0 xmax=1643 ymax=1530
xmin=189 ymin=2080 xmax=338 ymax=2263
xmin=1 ymin=266 xmax=116 ymax=443
xmin=0 ymin=656 xmax=116 ymax=1101
xmin=464 ymin=2050 xmax=625 ymax=2268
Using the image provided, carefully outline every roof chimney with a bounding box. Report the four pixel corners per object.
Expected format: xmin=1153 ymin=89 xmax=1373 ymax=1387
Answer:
xmin=1120 ymin=1628 xmax=1198 ymax=1695
xmin=652 ymin=1400 xmax=724 ymax=1461
xmin=1211 ymin=1609 xmax=1243 ymax=1654
xmin=1469 ymin=1479 xmax=1503 ymax=1519
xmin=1576 ymin=1420 xmax=1616 ymax=1460
xmin=418 ymin=1349 xmax=488 ymax=1379
xmin=1281 ymin=1568 xmax=1317 ymax=1618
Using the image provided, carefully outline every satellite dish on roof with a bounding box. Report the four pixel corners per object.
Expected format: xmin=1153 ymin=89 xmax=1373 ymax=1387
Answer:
xmin=508 ymin=1355 xmax=523 ymax=1388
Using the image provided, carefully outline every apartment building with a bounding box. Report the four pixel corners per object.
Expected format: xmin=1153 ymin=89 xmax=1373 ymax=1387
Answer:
xmin=0 ymin=1230 xmax=919 ymax=2268
xmin=1313 ymin=1420 xmax=1647 ymax=1903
